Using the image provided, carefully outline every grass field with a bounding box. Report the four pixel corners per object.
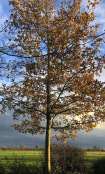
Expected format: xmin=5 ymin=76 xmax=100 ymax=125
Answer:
xmin=86 ymin=151 xmax=105 ymax=165
xmin=0 ymin=150 xmax=105 ymax=173
xmin=86 ymin=151 xmax=105 ymax=174
xmin=0 ymin=150 xmax=44 ymax=166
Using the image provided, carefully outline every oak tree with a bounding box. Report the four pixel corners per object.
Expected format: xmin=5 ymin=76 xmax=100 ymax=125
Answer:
xmin=0 ymin=0 xmax=105 ymax=173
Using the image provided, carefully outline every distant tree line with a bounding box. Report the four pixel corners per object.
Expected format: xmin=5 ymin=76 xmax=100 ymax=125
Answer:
xmin=0 ymin=144 xmax=44 ymax=151
xmin=0 ymin=144 xmax=105 ymax=152
xmin=85 ymin=146 xmax=105 ymax=152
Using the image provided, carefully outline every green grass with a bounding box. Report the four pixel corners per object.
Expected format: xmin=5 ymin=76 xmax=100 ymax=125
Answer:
xmin=0 ymin=150 xmax=44 ymax=166
xmin=0 ymin=150 xmax=105 ymax=174
xmin=86 ymin=151 xmax=105 ymax=174
xmin=86 ymin=151 xmax=105 ymax=164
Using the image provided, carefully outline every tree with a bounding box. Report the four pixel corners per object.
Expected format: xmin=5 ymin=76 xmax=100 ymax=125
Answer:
xmin=0 ymin=0 xmax=105 ymax=173
xmin=20 ymin=144 xmax=25 ymax=150
xmin=36 ymin=144 xmax=39 ymax=149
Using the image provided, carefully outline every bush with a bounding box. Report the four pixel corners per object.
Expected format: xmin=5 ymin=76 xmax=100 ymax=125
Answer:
xmin=92 ymin=157 xmax=105 ymax=174
xmin=7 ymin=161 xmax=42 ymax=174
xmin=2 ymin=146 xmax=8 ymax=151
xmin=20 ymin=144 xmax=26 ymax=150
xmin=36 ymin=144 xmax=39 ymax=149
xmin=0 ymin=158 xmax=43 ymax=174
xmin=50 ymin=144 xmax=88 ymax=174
xmin=0 ymin=164 xmax=6 ymax=174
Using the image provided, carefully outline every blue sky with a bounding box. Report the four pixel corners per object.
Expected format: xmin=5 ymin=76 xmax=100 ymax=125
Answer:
xmin=0 ymin=0 xmax=105 ymax=148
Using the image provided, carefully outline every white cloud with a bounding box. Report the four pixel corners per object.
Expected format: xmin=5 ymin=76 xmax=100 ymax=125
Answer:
xmin=96 ymin=122 xmax=105 ymax=130
xmin=95 ymin=69 xmax=105 ymax=82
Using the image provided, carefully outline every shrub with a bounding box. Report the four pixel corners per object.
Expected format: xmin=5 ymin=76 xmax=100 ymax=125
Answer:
xmin=7 ymin=161 xmax=42 ymax=174
xmin=0 ymin=164 xmax=6 ymax=174
xmin=20 ymin=144 xmax=26 ymax=150
xmin=92 ymin=157 xmax=105 ymax=174
xmin=50 ymin=143 xmax=88 ymax=174
xmin=36 ymin=144 xmax=39 ymax=149
xmin=0 ymin=157 xmax=43 ymax=174
xmin=2 ymin=146 xmax=8 ymax=151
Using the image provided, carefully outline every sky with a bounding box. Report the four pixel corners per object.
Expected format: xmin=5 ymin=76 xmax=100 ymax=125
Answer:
xmin=0 ymin=0 xmax=105 ymax=148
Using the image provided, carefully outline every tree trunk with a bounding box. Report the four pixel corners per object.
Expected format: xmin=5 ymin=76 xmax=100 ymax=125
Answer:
xmin=45 ymin=0 xmax=51 ymax=171
xmin=45 ymin=114 xmax=51 ymax=174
